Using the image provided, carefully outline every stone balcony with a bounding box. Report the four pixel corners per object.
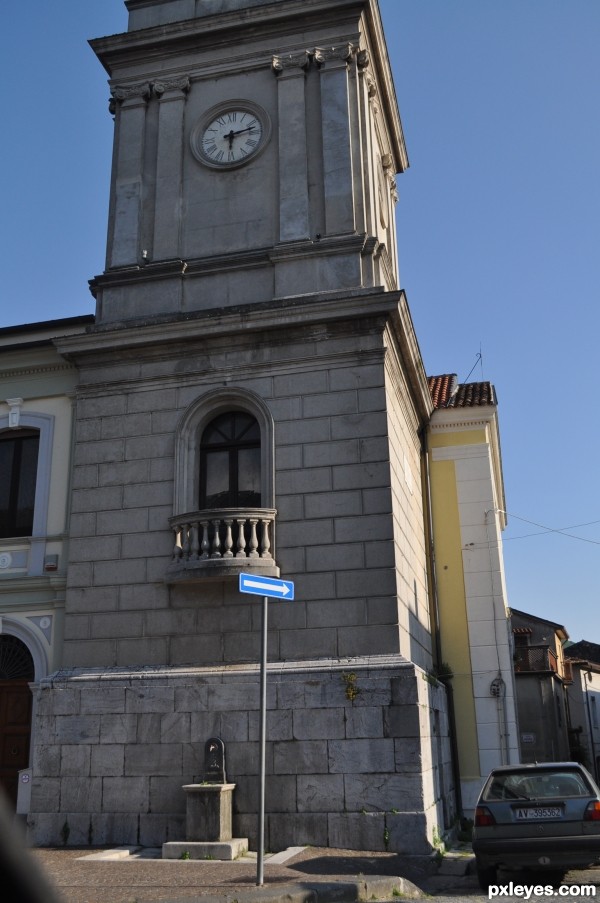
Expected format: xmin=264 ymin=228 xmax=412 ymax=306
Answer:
xmin=166 ymin=508 xmax=279 ymax=582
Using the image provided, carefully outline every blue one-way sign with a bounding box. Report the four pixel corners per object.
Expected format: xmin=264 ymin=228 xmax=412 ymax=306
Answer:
xmin=239 ymin=573 xmax=294 ymax=600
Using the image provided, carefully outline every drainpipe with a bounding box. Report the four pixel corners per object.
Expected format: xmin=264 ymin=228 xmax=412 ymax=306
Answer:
xmin=585 ymin=671 xmax=598 ymax=780
xmin=420 ymin=426 xmax=463 ymax=821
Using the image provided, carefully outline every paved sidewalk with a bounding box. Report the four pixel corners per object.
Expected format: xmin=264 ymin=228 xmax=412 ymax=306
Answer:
xmin=26 ymin=845 xmax=450 ymax=903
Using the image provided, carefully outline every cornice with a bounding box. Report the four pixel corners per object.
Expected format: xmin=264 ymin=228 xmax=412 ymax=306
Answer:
xmin=41 ymin=653 xmax=413 ymax=685
xmin=387 ymin=292 xmax=433 ymax=422
xmin=89 ymin=233 xmax=379 ymax=295
xmin=56 ymin=287 xmax=400 ymax=360
xmin=91 ymin=0 xmax=368 ymax=71
xmin=0 ymin=363 xmax=77 ymax=381
xmin=429 ymin=408 xmax=496 ymax=432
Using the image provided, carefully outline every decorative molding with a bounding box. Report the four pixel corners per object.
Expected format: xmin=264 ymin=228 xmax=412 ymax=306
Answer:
xmin=356 ymin=49 xmax=370 ymax=70
xmin=313 ymin=44 xmax=355 ymax=67
xmin=153 ymin=76 xmax=190 ymax=97
xmin=109 ymin=82 xmax=151 ymax=113
xmin=272 ymin=51 xmax=310 ymax=73
xmin=0 ymin=364 xmax=75 ymax=381
xmin=111 ymin=82 xmax=152 ymax=102
xmin=6 ymin=398 xmax=23 ymax=429
xmin=0 ymin=615 xmax=49 ymax=681
xmin=27 ymin=615 xmax=53 ymax=644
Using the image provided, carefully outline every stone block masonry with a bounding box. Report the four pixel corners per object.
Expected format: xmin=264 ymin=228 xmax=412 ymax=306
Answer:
xmin=29 ymin=656 xmax=455 ymax=854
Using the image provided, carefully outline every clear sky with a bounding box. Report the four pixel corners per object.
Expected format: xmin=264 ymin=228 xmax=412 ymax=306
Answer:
xmin=1 ymin=1 xmax=598 ymax=642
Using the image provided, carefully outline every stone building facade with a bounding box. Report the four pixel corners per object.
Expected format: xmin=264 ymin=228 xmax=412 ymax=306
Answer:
xmin=0 ymin=317 xmax=92 ymax=809
xmin=27 ymin=0 xmax=455 ymax=852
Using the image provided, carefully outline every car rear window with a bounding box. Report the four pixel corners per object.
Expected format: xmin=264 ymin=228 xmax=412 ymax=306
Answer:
xmin=483 ymin=769 xmax=592 ymax=801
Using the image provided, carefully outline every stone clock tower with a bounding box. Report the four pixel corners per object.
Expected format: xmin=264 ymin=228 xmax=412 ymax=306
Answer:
xmin=92 ymin=0 xmax=405 ymax=324
xmin=29 ymin=0 xmax=455 ymax=853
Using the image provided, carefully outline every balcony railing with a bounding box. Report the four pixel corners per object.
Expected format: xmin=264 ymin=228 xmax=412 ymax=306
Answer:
xmin=514 ymin=644 xmax=558 ymax=674
xmin=166 ymin=508 xmax=278 ymax=582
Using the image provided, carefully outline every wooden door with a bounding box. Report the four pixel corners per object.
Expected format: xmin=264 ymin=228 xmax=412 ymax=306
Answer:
xmin=0 ymin=680 xmax=32 ymax=808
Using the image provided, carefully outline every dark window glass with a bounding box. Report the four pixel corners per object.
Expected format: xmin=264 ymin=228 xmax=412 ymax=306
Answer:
xmin=200 ymin=412 xmax=261 ymax=508
xmin=0 ymin=431 xmax=39 ymax=538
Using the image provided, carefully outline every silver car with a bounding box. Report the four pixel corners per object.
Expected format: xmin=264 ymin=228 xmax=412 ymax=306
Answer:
xmin=472 ymin=762 xmax=600 ymax=889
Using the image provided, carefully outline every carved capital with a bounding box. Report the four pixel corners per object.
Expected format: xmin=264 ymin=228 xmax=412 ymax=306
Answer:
xmin=272 ymin=51 xmax=311 ymax=74
xmin=153 ymin=76 xmax=191 ymax=97
xmin=313 ymin=43 xmax=356 ymax=68
xmin=109 ymin=82 xmax=151 ymax=113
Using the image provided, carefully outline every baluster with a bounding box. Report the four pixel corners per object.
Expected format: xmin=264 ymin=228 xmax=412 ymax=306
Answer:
xmin=181 ymin=523 xmax=191 ymax=561
xmin=200 ymin=520 xmax=210 ymax=559
xmin=260 ymin=519 xmax=272 ymax=559
xmin=172 ymin=526 xmax=183 ymax=561
xmin=190 ymin=522 xmax=200 ymax=560
xmin=236 ymin=518 xmax=247 ymax=558
xmin=248 ymin=518 xmax=259 ymax=558
xmin=211 ymin=519 xmax=222 ymax=558
xmin=223 ymin=519 xmax=234 ymax=558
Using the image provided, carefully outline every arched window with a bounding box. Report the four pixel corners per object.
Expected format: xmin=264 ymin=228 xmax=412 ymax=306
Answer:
xmin=200 ymin=412 xmax=261 ymax=509
xmin=173 ymin=387 xmax=275 ymax=516
xmin=0 ymin=635 xmax=35 ymax=681
xmin=169 ymin=389 xmax=278 ymax=577
xmin=0 ymin=430 xmax=40 ymax=539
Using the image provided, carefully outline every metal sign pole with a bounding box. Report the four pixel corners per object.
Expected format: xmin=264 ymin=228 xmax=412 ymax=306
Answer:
xmin=257 ymin=594 xmax=268 ymax=886
xmin=238 ymin=574 xmax=293 ymax=887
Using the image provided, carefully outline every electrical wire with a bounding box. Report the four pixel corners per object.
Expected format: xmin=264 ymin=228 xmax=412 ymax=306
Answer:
xmin=497 ymin=509 xmax=600 ymax=547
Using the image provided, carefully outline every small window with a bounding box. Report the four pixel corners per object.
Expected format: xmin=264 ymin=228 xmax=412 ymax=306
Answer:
xmin=0 ymin=430 xmax=40 ymax=539
xmin=200 ymin=412 xmax=261 ymax=509
xmin=514 ymin=633 xmax=530 ymax=647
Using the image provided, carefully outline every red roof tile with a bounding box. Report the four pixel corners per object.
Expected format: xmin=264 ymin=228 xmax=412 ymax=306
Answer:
xmin=428 ymin=374 xmax=496 ymax=409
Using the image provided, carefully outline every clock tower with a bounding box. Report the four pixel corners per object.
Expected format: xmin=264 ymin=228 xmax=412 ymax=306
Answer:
xmin=90 ymin=0 xmax=406 ymax=322
xmin=29 ymin=0 xmax=455 ymax=854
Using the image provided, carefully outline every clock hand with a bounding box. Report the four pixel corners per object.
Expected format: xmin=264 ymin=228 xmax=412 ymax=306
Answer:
xmin=229 ymin=125 xmax=257 ymax=138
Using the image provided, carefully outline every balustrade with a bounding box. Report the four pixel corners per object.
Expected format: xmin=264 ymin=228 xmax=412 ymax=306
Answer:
xmin=167 ymin=508 xmax=277 ymax=580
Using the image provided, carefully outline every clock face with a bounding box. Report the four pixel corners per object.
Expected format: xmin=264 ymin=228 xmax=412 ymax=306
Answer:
xmin=191 ymin=103 xmax=269 ymax=169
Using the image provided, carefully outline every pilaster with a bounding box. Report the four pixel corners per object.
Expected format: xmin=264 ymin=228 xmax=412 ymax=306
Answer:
xmin=108 ymin=82 xmax=151 ymax=268
xmin=315 ymin=44 xmax=356 ymax=236
xmin=152 ymin=77 xmax=190 ymax=261
xmin=272 ymin=52 xmax=311 ymax=243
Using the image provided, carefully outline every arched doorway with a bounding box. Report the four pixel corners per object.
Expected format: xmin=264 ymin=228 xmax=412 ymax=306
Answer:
xmin=0 ymin=636 xmax=34 ymax=808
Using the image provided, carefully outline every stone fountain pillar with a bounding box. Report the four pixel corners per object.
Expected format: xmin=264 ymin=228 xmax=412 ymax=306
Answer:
xmin=162 ymin=738 xmax=248 ymax=860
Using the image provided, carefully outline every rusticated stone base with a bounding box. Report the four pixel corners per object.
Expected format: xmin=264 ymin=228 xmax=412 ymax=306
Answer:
xmin=27 ymin=656 xmax=455 ymax=854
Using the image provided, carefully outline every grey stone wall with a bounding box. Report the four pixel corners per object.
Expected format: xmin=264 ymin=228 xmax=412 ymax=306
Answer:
xmin=29 ymin=656 xmax=455 ymax=852
xmin=61 ymin=305 xmax=431 ymax=671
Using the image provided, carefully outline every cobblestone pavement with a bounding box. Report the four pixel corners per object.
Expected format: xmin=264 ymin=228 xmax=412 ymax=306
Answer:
xmin=16 ymin=843 xmax=600 ymax=903
xmin=26 ymin=845 xmax=437 ymax=903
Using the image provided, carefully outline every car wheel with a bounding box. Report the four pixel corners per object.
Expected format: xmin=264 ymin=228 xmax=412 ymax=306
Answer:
xmin=476 ymin=861 xmax=497 ymax=891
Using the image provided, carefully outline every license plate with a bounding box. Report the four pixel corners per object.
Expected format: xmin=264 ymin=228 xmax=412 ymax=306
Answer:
xmin=515 ymin=807 xmax=562 ymax=820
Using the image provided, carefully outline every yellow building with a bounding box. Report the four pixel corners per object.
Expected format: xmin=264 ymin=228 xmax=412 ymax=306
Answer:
xmin=426 ymin=374 xmax=520 ymax=815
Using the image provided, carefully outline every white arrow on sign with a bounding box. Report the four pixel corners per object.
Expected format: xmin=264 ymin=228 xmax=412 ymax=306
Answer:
xmin=243 ymin=578 xmax=291 ymax=596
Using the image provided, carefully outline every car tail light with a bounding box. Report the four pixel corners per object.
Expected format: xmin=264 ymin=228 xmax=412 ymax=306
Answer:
xmin=475 ymin=806 xmax=496 ymax=827
xmin=584 ymin=801 xmax=600 ymax=821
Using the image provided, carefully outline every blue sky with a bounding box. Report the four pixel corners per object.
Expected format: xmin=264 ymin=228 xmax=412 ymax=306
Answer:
xmin=1 ymin=1 xmax=598 ymax=642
